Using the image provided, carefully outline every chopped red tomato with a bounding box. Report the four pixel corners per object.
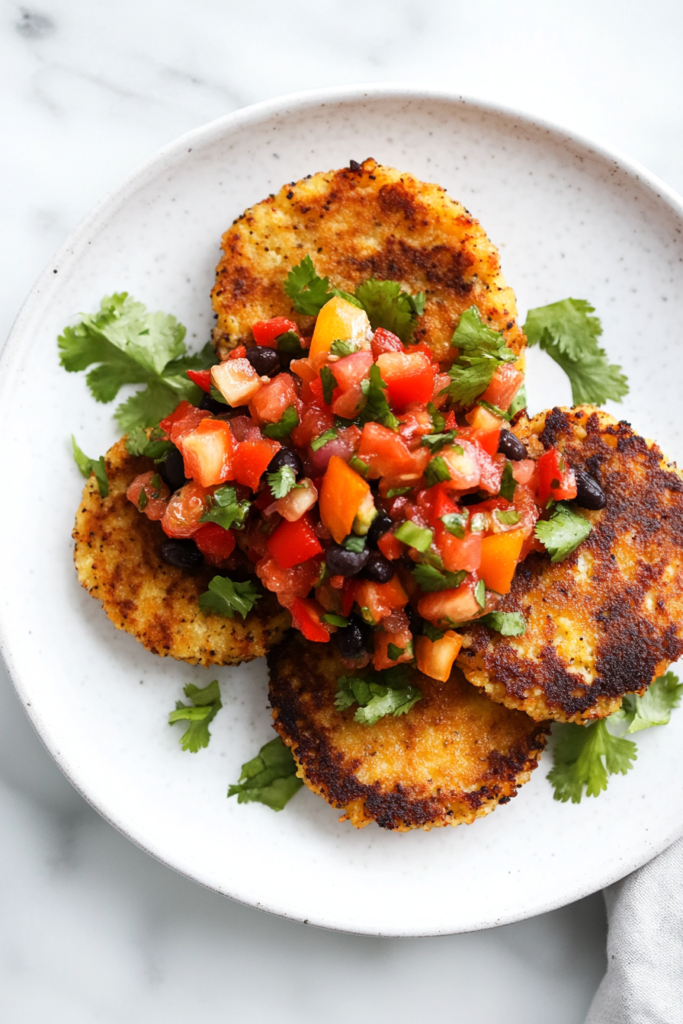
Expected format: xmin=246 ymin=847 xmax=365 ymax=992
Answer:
xmin=212 ymin=359 xmax=262 ymax=406
xmin=290 ymin=404 xmax=334 ymax=448
xmin=249 ymin=373 xmax=299 ymax=424
xmin=232 ymin=437 xmax=281 ymax=491
xmin=480 ymin=364 xmax=524 ymax=411
xmin=266 ymin=513 xmax=323 ymax=569
xmin=537 ymin=448 xmax=577 ymax=505
xmin=159 ymin=401 xmax=211 ymax=443
xmin=126 ymin=471 xmax=170 ymax=521
xmin=307 ymin=375 xmax=330 ymax=409
xmin=332 ymin=384 xmax=364 ymax=419
xmin=441 ymin=441 xmax=480 ymax=491
xmin=353 ymin=575 xmax=408 ymax=624
xmin=185 ymin=369 xmax=212 ymax=393
xmin=418 ymin=577 xmax=483 ymax=626
xmin=193 ymin=522 xmax=236 ymax=563
xmin=357 ymin=422 xmax=415 ymax=477
xmin=373 ymin=627 xmax=413 ymax=670
xmin=289 ymin=598 xmax=330 ymax=643
xmin=161 ymin=481 xmax=210 ymax=538
xmin=371 ymin=327 xmax=405 ymax=359
xmin=330 ymin=350 xmax=373 ymax=392
xmin=252 ymin=316 xmax=300 ymax=347
xmin=377 ymin=531 xmax=405 ymax=560
xmin=229 ymin=345 xmax=247 ymax=360
xmin=179 ymin=419 xmax=236 ymax=487
xmin=376 ymin=351 xmax=435 ymax=410
xmin=477 ymin=450 xmax=506 ymax=496
xmin=439 ymin=529 xmax=482 ymax=573
xmin=255 ymin=556 xmax=322 ymax=598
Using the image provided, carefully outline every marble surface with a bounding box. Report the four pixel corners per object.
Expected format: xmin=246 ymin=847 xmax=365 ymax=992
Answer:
xmin=4 ymin=0 xmax=683 ymax=1019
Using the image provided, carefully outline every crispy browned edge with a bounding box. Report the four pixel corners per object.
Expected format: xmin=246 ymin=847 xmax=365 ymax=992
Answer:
xmin=458 ymin=406 xmax=683 ymax=723
xmin=211 ymin=157 xmax=526 ymax=362
xmin=268 ymin=634 xmax=548 ymax=831
xmin=72 ymin=436 xmax=290 ymax=667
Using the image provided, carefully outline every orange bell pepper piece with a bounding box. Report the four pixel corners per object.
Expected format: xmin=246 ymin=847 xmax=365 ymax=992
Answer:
xmin=319 ymin=455 xmax=370 ymax=544
xmin=416 ymin=630 xmax=463 ymax=682
xmin=478 ymin=530 xmax=525 ymax=594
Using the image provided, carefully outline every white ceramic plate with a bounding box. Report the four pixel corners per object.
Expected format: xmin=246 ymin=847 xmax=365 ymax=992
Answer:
xmin=2 ymin=86 xmax=683 ymax=937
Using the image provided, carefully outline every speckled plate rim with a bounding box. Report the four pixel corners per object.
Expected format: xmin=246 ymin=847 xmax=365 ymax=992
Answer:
xmin=3 ymin=83 xmax=683 ymax=936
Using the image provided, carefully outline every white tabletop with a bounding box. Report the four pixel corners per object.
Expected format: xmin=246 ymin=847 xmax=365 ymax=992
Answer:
xmin=3 ymin=1 xmax=682 ymax=1019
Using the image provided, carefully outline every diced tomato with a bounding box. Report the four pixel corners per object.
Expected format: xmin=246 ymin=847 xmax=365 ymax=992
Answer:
xmin=193 ymin=522 xmax=236 ymax=563
xmin=418 ymin=577 xmax=483 ymax=626
xmin=456 ymin=424 xmax=500 ymax=458
xmin=266 ymin=513 xmax=323 ymax=569
xmin=330 ymin=350 xmax=373 ymax=392
xmin=229 ymin=415 xmax=263 ymax=443
xmin=212 ymin=358 xmax=262 ymax=406
xmin=249 ymin=373 xmax=299 ymax=424
xmin=512 ymin=459 xmax=537 ymax=487
xmin=252 ymin=316 xmax=300 ymax=347
xmin=537 ymin=448 xmax=577 ymax=505
xmin=185 ymin=369 xmax=212 ymax=393
xmin=371 ymin=327 xmax=405 ymax=359
xmin=431 ymin=372 xmax=452 ymax=406
xmin=255 ymin=555 xmax=322 ymax=598
xmin=289 ymin=597 xmax=330 ymax=642
xmin=352 ymin=575 xmax=408 ymax=624
xmin=290 ymin=404 xmax=334 ymax=448
xmin=376 ymin=351 xmax=435 ymax=410
xmin=332 ymin=384 xmax=364 ymax=419
xmin=161 ymin=481 xmax=211 ymax=538
xmin=477 ymin=450 xmax=506 ymax=496
xmin=398 ymin=406 xmax=433 ymax=449
xmin=441 ymin=441 xmax=480 ymax=491
xmin=480 ymin=364 xmax=524 ymax=412
xmin=377 ymin=531 xmax=405 ymax=560
xmin=229 ymin=345 xmax=247 ymax=360
xmin=159 ymin=401 xmax=212 ymax=443
xmin=513 ymin=484 xmax=542 ymax=559
xmin=443 ymin=411 xmax=456 ymax=430
xmin=465 ymin=404 xmax=504 ymax=432
xmin=307 ymin=375 xmax=330 ymax=409
xmin=276 ymin=478 xmax=318 ymax=522
xmin=373 ymin=627 xmax=413 ymax=670
xmin=438 ymin=528 xmax=482 ymax=573
xmin=179 ymin=419 xmax=236 ymax=487
xmin=126 ymin=471 xmax=170 ymax=521
xmin=233 ymin=437 xmax=281 ymax=491
xmin=357 ymin=422 xmax=415 ymax=478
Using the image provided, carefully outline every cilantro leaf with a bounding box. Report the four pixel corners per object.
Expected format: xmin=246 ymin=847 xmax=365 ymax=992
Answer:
xmin=499 ymin=462 xmax=518 ymax=502
xmin=321 ymin=612 xmax=350 ymax=628
xmin=310 ymin=429 xmax=338 ymax=452
xmin=386 ymin=487 xmax=411 ymax=498
xmin=441 ymin=511 xmax=469 ymax=538
xmin=387 ymin=642 xmax=411 ymax=661
xmin=330 ymin=339 xmax=360 ymax=357
xmin=421 ymin=430 xmax=459 ymax=453
xmin=478 ymin=399 xmax=512 ymax=422
xmin=267 ymin=465 xmax=300 ymax=499
xmin=412 ymin=564 xmax=468 ymax=592
xmin=71 ymin=436 xmax=109 ymax=497
xmin=320 ymin=365 xmax=337 ymax=405
xmin=359 ymin=363 xmax=399 ymax=430
xmin=125 ymin=426 xmax=175 ymax=462
xmin=508 ymin=384 xmax=527 ymax=418
xmin=424 ymin=456 xmax=452 ymax=487
xmin=262 ymin=406 xmax=299 ymax=439
xmin=474 ymin=579 xmax=486 ymax=608
xmin=427 ymin=402 xmax=446 ymax=432
xmin=276 ymin=331 xmax=305 ymax=358
xmin=477 ymin=611 xmax=526 ymax=636
xmin=343 ymin=534 xmax=366 ymax=553
xmin=445 ymin=307 xmax=516 ymax=406
xmin=168 ymin=680 xmax=222 ymax=753
xmin=610 ymin=671 xmax=683 ymax=734
xmin=535 ymin=502 xmax=592 ymax=562
xmin=228 ymin=736 xmax=303 ymax=811
xmin=335 ymin=670 xmax=422 ymax=726
xmin=284 ymin=255 xmax=333 ymax=316
xmin=547 ymin=720 xmax=637 ymax=803
xmin=422 ymin=622 xmax=445 ymax=642
xmin=58 ymin=293 xmax=216 ymax=428
xmin=199 ymin=486 xmax=251 ymax=530
xmin=199 ymin=575 xmax=261 ymax=619
xmin=524 ymin=298 xmax=628 ymax=405
xmin=354 ymin=278 xmax=423 ymax=343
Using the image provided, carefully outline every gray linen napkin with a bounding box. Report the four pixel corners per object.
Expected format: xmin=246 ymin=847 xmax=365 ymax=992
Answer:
xmin=586 ymin=837 xmax=683 ymax=1023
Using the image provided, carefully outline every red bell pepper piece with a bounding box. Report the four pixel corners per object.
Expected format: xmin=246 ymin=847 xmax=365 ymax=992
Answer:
xmin=289 ymin=597 xmax=330 ymax=643
xmin=229 ymin=345 xmax=247 ymax=359
xmin=537 ymin=448 xmax=577 ymax=505
xmin=371 ymin=327 xmax=405 ymax=360
xmin=266 ymin=513 xmax=323 ymax=569
xmin=233 ymin=437 xmax=281 ymax=491
xmin=193 ymin=523 xmax=236 ymax=561
xmin=252 ymin=317 xmax=300 ymax=347
xmin=186 ymin=369 xmax=213 ymax=393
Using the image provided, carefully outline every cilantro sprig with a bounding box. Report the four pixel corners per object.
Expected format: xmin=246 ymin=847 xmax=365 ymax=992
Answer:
xmin=168 ymin=680 xmax=222 ymax=753
xmin=199 ymin=486 xmax=251 ymax=530
xmin=199 ymin=575 xmax=261 ymax=619
xmin=610 ymin=671 xmax=683 ymax=734
xmin=359 ymin=363 xmax=399 ymax=430
xmin=445 ymin=307 xmax=517 ymax=406
xmin=71 ymin=436 xmax=109 ymax=497
xmin=535 ymin=502 xmax=592 ymax=562
xmin=411 ymin=564 xmax=468 ymax=592
xmin=524 ymin=298 xmax=628 ymax=405
xmin=267 ymin=465 xmax=301 ymax=499
xmin=335 ymin=665 xmax=422 ymax=726
xmin=59 ymin=293 xmax=217 ymax=429
xmin=228 ymin=736 xmax=303 ymax=811
xmin=477 ymin=611 xmax=526 ymax=636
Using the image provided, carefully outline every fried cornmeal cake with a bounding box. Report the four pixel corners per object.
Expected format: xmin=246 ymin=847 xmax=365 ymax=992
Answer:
xmin=73 ymin=437 xmax=289 ymax=667
xmin=268 ymin=634 xmax=548 ymax=831
xmin=457 ymin=406 xmax=683 ymax=724
xmin=211 ymin=158 xmax=525 ymax=362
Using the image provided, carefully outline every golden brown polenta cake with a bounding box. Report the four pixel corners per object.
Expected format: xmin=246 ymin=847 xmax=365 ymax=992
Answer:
xmin=268 ymin=634 xmax=548 ymax=831
xmin=73 ymin=437 xmax=289 ymax=667
xmin=212 ymin=158 xmax=525 ymax=362
xmin=457 ymin=406 xmax=683 ymax=724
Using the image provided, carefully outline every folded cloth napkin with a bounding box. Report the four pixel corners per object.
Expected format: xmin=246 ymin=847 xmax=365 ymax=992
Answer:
xmin=585 ymin=836 xmax=683 ymax=1023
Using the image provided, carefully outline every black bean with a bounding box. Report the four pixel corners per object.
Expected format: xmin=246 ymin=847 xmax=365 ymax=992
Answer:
xmin=266 ymin=448 xmax=303 ymax=477
xmin=366 ymin=513 xmax=392 ymax=548
xmin=160 ymin=538 xmax=203 ymax=570
xmin=200 ymin=392 xmax=230 ymax=415
xmin=497 ymin=429 xmax=526 ymax=461
xmin=405 ymin=603 xmax=421 ymax=637
xmin=574 ymin=468 xmax=606 ymax=510
xmin=245 ymin=346 xmax=280 ymax=377
xmin=364 ymin=552 xmax=395 ymax=583
xmin=336 ymin=616 xmax=371 ymax=659
xmin=159 ymin=448 xmax=187 ymax=492
xmin=278 ymin=350 xmax=296 ymax=371
xmin=326 ymin=542 xmax=370 ymax=577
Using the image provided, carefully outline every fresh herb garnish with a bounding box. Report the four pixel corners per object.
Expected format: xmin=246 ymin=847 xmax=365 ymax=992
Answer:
xmin=508 ymin=384 xmax=527 ymax=418
xmin=499 ymin=462 xmax=517 ymax=502
xmin=478 ymin=399 xmax=512 ymax=421
xmin=310 ymin=429 xmax=337 ymax=452
xmin=330 ymin=339 xmax=360 ymax=357
xmin=199 ymin=485 xmax=251 ymax=530
xmin=421 ymin=430 xmax=459 ymax=453
xmin=548 ymin=720 xmax=637 ymax=803
xmin=262 ymin=405 xmax=299 ymax=439
xmin=422 ymin=622 xmax=445 ymax=642
xmin=321 ymin=612 xmax=350 ymax=628
xmin=359 ymin=363 xmax=399 ymax=430
xmin=427 ymin=402 xmax=446 ymax=433
xmin=59 ymin=293 xmax=216 ymax=429
xmin=474 ymin=579 xmax=486 ymax=608
xmin=386 ymin=486 xmax=412 ymax=498
xmin=441 ymin=511 xmax=469 ymax=538
xmin=354 ymin=278 xmax=425 ymax=343
xmin=445 ymin=307 xmax=517 ymax=406
xmin=349 ymin=455 xmax=369 ymax=477
xmin=284 ymin=255 xmax=334 ymax=316
xmin=335 ymin=665 xmax=422 ymax=726
xmin=495 ymin=508 xmax=521 ymax=526
xmin=524 ymin=298 xmax=628 ymax=405
xmin=320 ymin=365 xmax=337 ymax=405
xmin=477 ymin=611 xmax=526 ymax=636
xmin=228 ymin=736 xmax=303 ymax=811
xmin=610 ymin=672 xmax=683 ymax=734
xmin=343 ymin=535 xmax=366 ymax=553
xmin=168 ymin=680 xmax=222 ymax=753
xmin=276 ymin=331 xmax=305 ymax=357
xmin=138 ymin=488 xmax=148 ymax=509
xmin=198 ymin=575 xmax=261 ymax=619
xmin=411 ymin=564 xmax=468 ymax=592
xmin=424 ymin=456 xmax=452 ymax=487
xmin=394 ymin=521 xmax=433 ymax=553
xmin=267 ymin=465 xmax=301 ymax=499
xmin=535 ymin=502 xmax=592 ymax=562
xmin=387 ymin=641 xmax=411 ymax=661
xmin=71 ymin=436 xmax=109 ymax=497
